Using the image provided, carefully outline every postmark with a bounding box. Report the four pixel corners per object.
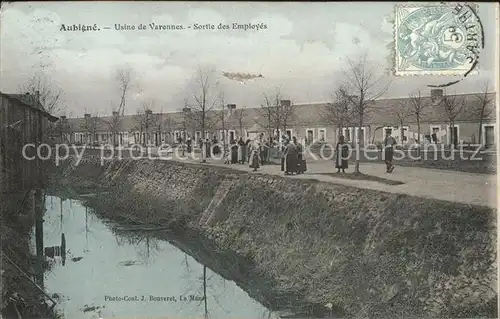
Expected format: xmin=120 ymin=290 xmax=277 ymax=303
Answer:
xmin=394 ymin=3 xmax=483 ymax=76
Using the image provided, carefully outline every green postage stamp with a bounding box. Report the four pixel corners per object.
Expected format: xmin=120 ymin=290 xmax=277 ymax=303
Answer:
xmin=394 ymin=3 xmax=484 ymax=76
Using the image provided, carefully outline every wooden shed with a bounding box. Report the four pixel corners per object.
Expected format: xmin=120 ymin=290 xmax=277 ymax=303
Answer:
xmin=0 ymin=92 xmax=58 ymax=194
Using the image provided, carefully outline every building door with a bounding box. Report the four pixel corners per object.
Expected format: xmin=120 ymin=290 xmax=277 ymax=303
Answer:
xmin=432 ymin=127 xmax=440 ymax=143
xmin=286 ymin=129 xmax=292 ymax=139
xmin=306 ymin=130 xmax=314 ymax=144
xmin=484 ymin=126 xmax=494 ymax=148
xmin=229 ymin=131 xmax=235 ymax=142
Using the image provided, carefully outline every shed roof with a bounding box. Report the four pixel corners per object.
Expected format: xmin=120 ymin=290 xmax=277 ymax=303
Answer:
xmin=1 ymin=92 xmax=59 ymax=122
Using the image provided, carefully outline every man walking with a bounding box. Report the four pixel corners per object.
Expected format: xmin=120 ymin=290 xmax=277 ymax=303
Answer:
xmin=383 ymin=130 xmax=397 ymax=173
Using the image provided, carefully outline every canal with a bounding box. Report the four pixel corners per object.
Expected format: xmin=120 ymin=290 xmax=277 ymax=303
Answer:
xmin=32 ymin=196 xmax=273 ymax=319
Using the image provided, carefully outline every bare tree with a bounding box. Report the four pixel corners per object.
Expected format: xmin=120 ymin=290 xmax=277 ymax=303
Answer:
xmin=19 ymin=73 xmax=63 ymax=114
xmin=322 ymin=85 xmax=354 ymax=142
xmin=80 ymin=112 xmax=100 ymax=147
xmin=392 ymin=101 xmax=412 ymax=146
xmin=234 ymin=106 xmax=247 ymax=138
xmin=177 ymin=102 xmax=194 ymax=156
xmin=214 ymin=92 xmax=228 ymax=155
xmin=342 ymin=55 xmax=390 ymax=173
xmin=152 ymin=108 xmax=172 ymax=146
xmin=19 ymin=73 xmax=64 ymax=139
xmin=408 ymin=90 xmax=427 ymax=158
xmin=116 ymin=68 xmax=132 ymax=116
xmin=279 ymin=100 xmax=296 ymax=136
xmin=474 ymin=81 xmax=493 ymax=146
xmin=189 ymin=66 xmax=219 ymax=162
xmin=133 ymin=102 xmax=155 ymax=146
xmin=259 ymin=90 xmax=281 ymax=144
xmin=102 ymin=105 xmax=122 ymax=147
xmin=442 ymin=91 xmax=466 ymax=149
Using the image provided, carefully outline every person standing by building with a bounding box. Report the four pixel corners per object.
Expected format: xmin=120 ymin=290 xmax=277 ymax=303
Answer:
xmin=237 ymin=137 xmax=245 ymax=164
xmin=383 ymin=130 xmax=397 ymax=173
xmin=230 ymin=139 xmax=238 ymax=164
xmin=284 ymin=137 xmax=298 ymax=175
xmin=249 ymin=140 xmax=261 ymax=171
xmin=335 ymin=135 xmax=349 ymax=173
xmin=280 ymin=135 xmax=288 ymax=172
xmin=205 ymin=138 xmax=211 ymax=158
xmin=294 ymin=136 xmax=306 ymax=174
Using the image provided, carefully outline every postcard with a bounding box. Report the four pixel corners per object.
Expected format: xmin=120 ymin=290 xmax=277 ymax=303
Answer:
xmin=0 ymin=2 xmax=498 ymax=319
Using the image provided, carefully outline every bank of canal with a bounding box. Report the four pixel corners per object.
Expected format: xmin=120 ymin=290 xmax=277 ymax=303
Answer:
xmin=34 ymin=196 xmax=273 ymax=319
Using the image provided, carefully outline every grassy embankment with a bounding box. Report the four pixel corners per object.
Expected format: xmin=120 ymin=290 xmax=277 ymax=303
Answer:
xmin=48 ymin=156 xmax=497 ymax=318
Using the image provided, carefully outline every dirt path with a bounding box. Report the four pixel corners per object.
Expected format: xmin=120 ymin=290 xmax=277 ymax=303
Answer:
xmin=159 ymin=155 xmax=497 ymax=208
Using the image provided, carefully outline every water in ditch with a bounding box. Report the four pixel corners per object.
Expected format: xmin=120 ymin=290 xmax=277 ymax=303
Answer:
xmin=32 ymin=196 xmax=274 ymax=319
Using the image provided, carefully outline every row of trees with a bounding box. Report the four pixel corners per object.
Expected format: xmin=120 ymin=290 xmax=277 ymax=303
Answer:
xmin=22 ymin=57 xmax=493 ymax=167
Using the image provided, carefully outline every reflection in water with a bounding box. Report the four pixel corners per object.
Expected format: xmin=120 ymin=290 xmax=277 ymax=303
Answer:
xmin=37 ymin=196 xmax=272 ymax=319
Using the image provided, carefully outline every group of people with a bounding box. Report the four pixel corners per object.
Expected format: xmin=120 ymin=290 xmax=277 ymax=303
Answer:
xmin=226 ymin=137 xmax=263 ymax=171
xmin=179 ymin=129 xmax=398 ymax=175
xmin=334 ymin=130 xmax=397 ymax=173
xmin=280 ymin=135 xmax=307 ymax=175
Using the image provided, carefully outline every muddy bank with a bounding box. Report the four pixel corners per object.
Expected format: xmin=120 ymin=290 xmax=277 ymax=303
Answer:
xmin=48 ymin=156 xmax=497 ymax=318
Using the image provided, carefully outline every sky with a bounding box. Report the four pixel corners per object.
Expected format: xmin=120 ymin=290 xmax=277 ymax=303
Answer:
xmin=0 ymin=2 xmax=497 ymax=117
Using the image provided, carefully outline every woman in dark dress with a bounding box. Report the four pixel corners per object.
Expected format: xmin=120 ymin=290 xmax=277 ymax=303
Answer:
xmin=205 ymin=138 xmax=211 ymax=158
xmin=237 ymin=137 xmax=245 ymax=163
xmin=212 ymin=136 xmax=220 ymax=155
xmin=335 ymin=135 xmax=349 ymax=173
xmin=284 ymin=140 xmax=298 ymax=175
xmin=230 ymin=140 xmax=238 ymax=164
xmin=294 ymin=137 xmax=307 ymax=174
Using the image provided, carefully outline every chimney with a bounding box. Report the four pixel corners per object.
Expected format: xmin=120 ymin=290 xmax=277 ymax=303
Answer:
xmin=227 ymin=104 xmax=236 ymax=115
xmin=281 ymin=100 xmax=291 ymax=107
xmin=84 ymin=113 xmax=91 ymax=118
xmin=112 ymin=111 xmax=119 ymax=117
xmin=431 ymin=89 xmax=443 ymax=105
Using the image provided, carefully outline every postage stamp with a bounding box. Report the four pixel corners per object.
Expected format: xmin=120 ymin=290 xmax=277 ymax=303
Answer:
xmin=394 ymin=3 xmax=484 ymax=76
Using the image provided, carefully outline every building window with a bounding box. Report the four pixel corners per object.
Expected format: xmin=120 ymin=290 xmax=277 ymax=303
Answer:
xmin=402 ymin=127 xmax=408 ymax=142
xmin=430 ymin=125 xmax=441 ymax=143
xmin=227 ymin=130 xmax=235 ymax=142
xmin=318 ymin=128 xmax=326 ymax=142
xmin=446 ymin=124 xmax=460 ymax=146
xmin=342 ymin=127 xmax=353 ymax=142
xmin=286 ymin=129 xmax=293 ymax=139
xmin=482 ymin=124 xmax=495 ymax=148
